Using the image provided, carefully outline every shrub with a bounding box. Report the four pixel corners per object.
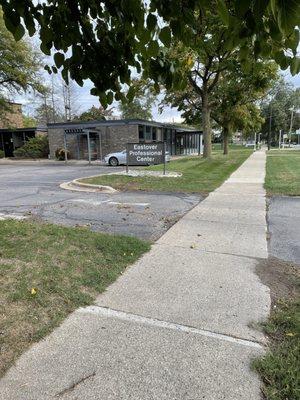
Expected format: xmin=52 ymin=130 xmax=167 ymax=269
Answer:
xmin=13 ymin=135 xmax=49 ymax=158
xmin=55 ymin=147 xmax=70 ymax=161
xmin=0 ymin=149 xmax=5 ymax=158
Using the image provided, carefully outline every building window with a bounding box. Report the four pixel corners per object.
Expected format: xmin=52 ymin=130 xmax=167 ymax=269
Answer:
xmin=152 ymin=127 xmax=157 ymax=141
xmin=163 ymin=128 xmax=167 ymax=142
xmin=157 ymin=127 xmax=162 ymax=141
xmin=145 ymin=125 xmax=152 ymax=141
xmin=139 ymin=125 xmax=144 ymax=141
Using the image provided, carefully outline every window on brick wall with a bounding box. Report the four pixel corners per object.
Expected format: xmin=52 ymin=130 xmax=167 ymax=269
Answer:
xmin=145 ymin=125 xmax=152 ymax=141
xmin=139 ymin=125 xmax=144 ymax=141
xmin=152 ymin=127 xmax=157 ymax=141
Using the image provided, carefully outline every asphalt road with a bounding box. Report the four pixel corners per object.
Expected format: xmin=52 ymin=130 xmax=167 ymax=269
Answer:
xmin=0 ymin=163 xmax=201 ymax=241
xmin=268 ymin=196 xmax=300 ymax=264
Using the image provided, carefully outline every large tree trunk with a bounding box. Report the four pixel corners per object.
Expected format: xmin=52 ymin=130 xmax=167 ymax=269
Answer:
xmin=202 ymin=91 xmax=212 ymax=158
xmin=223 ymin=126 xmax=229 ymax=155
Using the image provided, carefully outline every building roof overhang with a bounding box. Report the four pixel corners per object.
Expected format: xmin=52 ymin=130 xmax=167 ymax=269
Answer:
xmin=47 ymin=118 xmax=202 ymax=133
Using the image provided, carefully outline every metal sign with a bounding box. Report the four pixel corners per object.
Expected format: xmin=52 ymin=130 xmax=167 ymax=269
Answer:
xmin=126 ymin=142 xmax=165 ymax=166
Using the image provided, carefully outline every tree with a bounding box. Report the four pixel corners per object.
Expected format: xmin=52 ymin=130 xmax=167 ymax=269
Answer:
xmin=119 ymin=79 xmax=155 ymax=120
xmin=211 ymin=60 xmax=278 ymax=153
xmin=0 ymin=11 xmax=44 ymax=117
xmin=34 ymin=101 xmax=64 ymax=125
xmin=0 ymin=0 xmax=298 ymax=109
xmin=161 ymin=59 xmax=278 ymax=154
xmin=260 ymin=80 xmax=300 ymax=145
xmin=22 ymin=115 xmax=37 ymax=127
xmin=76 ymin=106 xmax=115 ymax=121
xmin=161 ymin=19 xmax=238 ymax=157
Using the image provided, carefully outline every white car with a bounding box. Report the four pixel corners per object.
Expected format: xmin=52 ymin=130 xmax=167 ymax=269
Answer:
xmin=104 ymin=149 xmax=171 ymax=166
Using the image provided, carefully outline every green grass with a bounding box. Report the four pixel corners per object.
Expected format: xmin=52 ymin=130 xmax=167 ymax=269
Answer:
xmin=82 ymin=148 xmax=252 ymax=193
xmin=0 ymin=219 xmax=150 ymax=376
xmin=253 ymin=300 xmax=300 ymax=400
xmin=212 ymin=143 xmax=245 ymax=150
xmin=266 ymin=150 xmax=300 ymax=196
xmin=253 ymin=259 xmax=300 ymax=400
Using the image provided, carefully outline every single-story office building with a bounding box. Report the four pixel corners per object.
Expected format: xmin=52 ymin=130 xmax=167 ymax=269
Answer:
xmin=47 ymin=119 xmax=203 ymax=161
xmin=0 ymin=127 xmax=47 ymax=157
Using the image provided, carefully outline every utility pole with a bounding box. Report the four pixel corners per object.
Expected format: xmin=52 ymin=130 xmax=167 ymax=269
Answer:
xmin=51 ymin=76 xmax=56 ymax=123
xmin=279 ymin=130 xmax=282 ymax=150
xmin=268 ymin=106 xmax=272 ymax=150
xmin=44 ymin=94 xmax=49 ymax=125
xmin=289 ymin=106 xmax=295 ymax=147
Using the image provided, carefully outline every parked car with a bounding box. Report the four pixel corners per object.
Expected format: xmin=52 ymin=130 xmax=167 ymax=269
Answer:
xmin=104 ymin=149 xmax=171 ymax=166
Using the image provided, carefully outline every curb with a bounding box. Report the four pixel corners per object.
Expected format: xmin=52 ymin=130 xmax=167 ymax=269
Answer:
xmin=60 ymin=177 xmax=118 ymax=194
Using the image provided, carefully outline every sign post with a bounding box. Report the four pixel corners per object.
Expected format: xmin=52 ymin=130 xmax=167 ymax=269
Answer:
xmin=126 ymin=142 xmax=165 ymax=169
xmin=126 ymin=148 xmax=129 ymax=173
xmin=163 ymin=142 xmax=166 ymax=175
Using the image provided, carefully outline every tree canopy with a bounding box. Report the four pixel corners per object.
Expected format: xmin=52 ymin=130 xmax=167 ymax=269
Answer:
xmin=119 ymin=79 xmax=154 ymax=120
xmin=161 ymin=58 xmax=278 ymax=153
xmin=0 ymin=0 xmax=299 ymax=109
xmin=76 ymin=106 xmax=115 ymax=122
xmin=0 ymin=10 xmax=44 ymax=117
xmin=260 ymin=80 xmax=300 ymax=144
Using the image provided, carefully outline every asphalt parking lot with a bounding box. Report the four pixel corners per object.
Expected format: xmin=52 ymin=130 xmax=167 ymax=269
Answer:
xmin=268 ymin=196 xmax=300 ymax=265
xmin=0 ymin=162 xmax=201 ymax=241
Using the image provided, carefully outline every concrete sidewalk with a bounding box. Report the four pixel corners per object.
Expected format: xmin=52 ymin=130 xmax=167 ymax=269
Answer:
xmin=0 ymin=150 xmax=270 ymax=400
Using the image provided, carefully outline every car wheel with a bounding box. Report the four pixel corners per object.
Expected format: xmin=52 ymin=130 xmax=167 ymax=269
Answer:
xmin=109 ymin=157 xmax=119 ymax=166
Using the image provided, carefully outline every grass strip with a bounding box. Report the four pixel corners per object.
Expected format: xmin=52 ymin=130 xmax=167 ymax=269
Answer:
xmin=80 ymin=148 xmax=252 ymax=194
xmin=254 ymin=258 xmax=300 ymax=400
xmin=0 ymin=219 xmax=150 ymax=376
xmin=265 ymin=150 xmax=300 ymax=196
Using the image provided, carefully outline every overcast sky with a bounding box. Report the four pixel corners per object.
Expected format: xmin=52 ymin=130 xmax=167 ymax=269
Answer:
xmin=16 ymin=65 xmax=299 ymax=124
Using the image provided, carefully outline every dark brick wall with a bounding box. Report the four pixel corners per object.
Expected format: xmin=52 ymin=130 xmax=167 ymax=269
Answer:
xmin=48 ymin=124 xmax=139 ymax=160
xmin=0 ymin=103 xmax=23 ymax=129
xmin=97 ymin=125 xmax=138 ymax=157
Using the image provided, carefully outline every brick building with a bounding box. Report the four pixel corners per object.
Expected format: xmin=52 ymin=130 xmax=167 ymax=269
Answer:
xmin=0 ymin=102 xmax=23 ymax=129
xmin=0 ymin=102 xmax=47 ymax=157
xmin=47 ymin=119 xmax=203 ymax=161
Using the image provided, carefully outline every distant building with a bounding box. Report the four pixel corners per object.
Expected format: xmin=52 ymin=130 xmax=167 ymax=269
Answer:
xmin=47 ymin=119 xmax=203 ymax=161
xmin=232 ymin=131 xmax=243 ymax=144
xmin=0 ymin=102 xmax=46 ymax=157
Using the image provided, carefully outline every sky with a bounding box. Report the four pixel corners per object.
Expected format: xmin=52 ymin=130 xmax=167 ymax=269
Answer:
xmin=16 ymin=62 xmax=300 ymax=124
xmin=15 ymin=76 xmax=184 ymax=123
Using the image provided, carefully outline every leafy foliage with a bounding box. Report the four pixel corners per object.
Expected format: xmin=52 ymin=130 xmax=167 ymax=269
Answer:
xmin=76 ymin=106 xmax=115 ymax=121
xmin=0 ymin=0 xmax=298 ymax=107
xmin=159 ymin=23 xmax=278 ymax=154
xmin=0 ymin=11 xmax=44 ymax=113
xmin=34 ymin=102 xmax=64 ymax=125
xmin=13 ymin=135 xmax=49 ymax=158
xmin=260 ymin=80 xmax=300 ymax=143
xmin=200 ymin=60 xmax=277 ymax=151
xmin=0 ymin=149 xmax=4 ymax=158
xmin=22 ymin=115 xmax=37 ymax=128
xmin=119 ymin=79 xmax=155 ymax=120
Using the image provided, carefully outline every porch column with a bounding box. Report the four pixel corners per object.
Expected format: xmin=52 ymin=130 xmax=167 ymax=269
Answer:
xmin=63 ymin=131 xmax=68 ymax=163
xmin=87 ymin=131 xmax=91 ymax=165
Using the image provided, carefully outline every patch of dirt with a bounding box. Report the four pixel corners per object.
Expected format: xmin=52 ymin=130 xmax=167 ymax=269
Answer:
xmin=256 ymin=256 xmax=300 ymax=305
